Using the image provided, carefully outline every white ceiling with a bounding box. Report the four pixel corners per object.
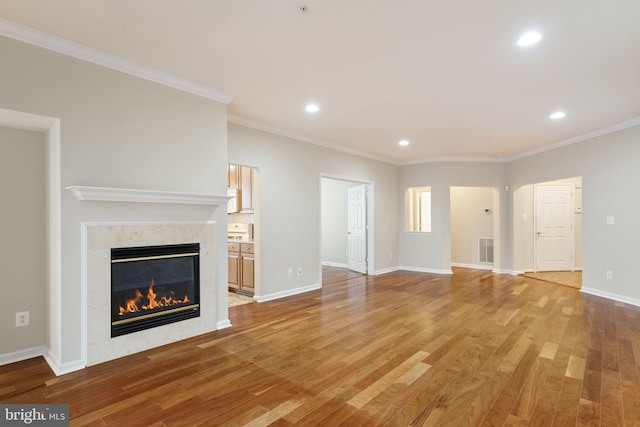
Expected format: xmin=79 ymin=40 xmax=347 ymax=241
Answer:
xmin=1 ymin=0 xmax=639 ymax=164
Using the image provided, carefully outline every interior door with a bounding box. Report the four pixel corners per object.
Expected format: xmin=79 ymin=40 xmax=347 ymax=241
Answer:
xmin=535 ymin=183 xmax=574 ymax=271
xmin=348 ymin=184 xmax=368 ymax=274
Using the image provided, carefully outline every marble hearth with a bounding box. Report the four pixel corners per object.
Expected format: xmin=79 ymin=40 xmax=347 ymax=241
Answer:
xmin=83 ymin=221 xmax=218 ymax=366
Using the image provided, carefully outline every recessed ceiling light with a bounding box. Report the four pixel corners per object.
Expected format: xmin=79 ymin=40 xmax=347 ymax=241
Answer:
xmin=305 ymin=103 xmax=319 ymax=113
xmin=550 ymin=111 xmax=566 ymax=120
xmin=517 ymin=31 xmax=542 ymax=47
xmin=398 ymin=139 xmax=410 ymax=147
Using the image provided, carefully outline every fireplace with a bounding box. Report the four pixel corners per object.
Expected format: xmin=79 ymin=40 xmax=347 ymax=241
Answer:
xmin=111 ymin=243 xmax=200 ymax=337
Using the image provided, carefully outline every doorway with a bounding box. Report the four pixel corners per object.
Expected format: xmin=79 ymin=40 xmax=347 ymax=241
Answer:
xmin=227 ymin=164 xmax=259 ymax=304
xmin=450 ymin=187 xmax=499 ymax=271
xmin=518 ymin=176 xmax=583 ymax=288
xmin=0 ymin=108 xmax=63 ymax=370
xmin=320 ymin=176 xmax=373 ymax=284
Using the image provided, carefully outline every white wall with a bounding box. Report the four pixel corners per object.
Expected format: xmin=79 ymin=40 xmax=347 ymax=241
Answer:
xmin=228 ymin=123 xmax=398 ymax=299
xmin=0 ymin=127 xmax=46 ymax=354
xmin=450 ymin=187 xmax=494 ymax=268
xmin=0 ymin=36 xmax=229 ymax=369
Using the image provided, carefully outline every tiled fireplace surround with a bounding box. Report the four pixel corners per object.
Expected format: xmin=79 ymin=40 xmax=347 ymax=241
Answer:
xmin=84 ymin=221 xmax=218 ymax=366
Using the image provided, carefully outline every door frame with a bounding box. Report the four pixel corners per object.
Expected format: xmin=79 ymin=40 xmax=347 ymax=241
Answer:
xmin=0 ymin=108 xmax=65 ymax=372
xmin=319 ymin=174 xmax=375 ymax=282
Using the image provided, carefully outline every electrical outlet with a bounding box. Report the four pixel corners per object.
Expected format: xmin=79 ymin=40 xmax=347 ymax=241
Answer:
xmin=16 ymin=311 xmax=29 ymax=327
xmin=607 ymin=216 xmax=615 ymax=225
xmin=288 ymin=268 xmax=293 ymax=277
xmin=606 ymin=270 xmax=613 ymax=280
xmin=297 ymin=267 xmax=302 ymax=276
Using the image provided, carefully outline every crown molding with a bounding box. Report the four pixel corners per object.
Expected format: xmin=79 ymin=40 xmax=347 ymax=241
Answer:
xmin=66 ymin=186 xmax=232 ymax=205
xmin=393 ymin=116 xmax=640 ymax=166
xmin=228 ymin=114 xmax=397 ymax=165
xmin=508 ymin=115 xmax=640 ymax=162
xmin=0 ymin=18 xmax=233 ymax=104
xmin=230 ymin=111 xmax=640 ymax=167
xmin=399 ymin=156 xmax=508 ymax=166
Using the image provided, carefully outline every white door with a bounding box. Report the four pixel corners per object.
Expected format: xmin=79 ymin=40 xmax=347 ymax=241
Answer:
xmin=348 ymin=184 xmax=368 ymax=274
xmin=535 ymin=183 xmax=574 ymax=271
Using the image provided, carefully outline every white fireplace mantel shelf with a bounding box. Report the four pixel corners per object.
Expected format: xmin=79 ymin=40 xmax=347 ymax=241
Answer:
xmin=66 ymin=185 xmax=232 ymax=206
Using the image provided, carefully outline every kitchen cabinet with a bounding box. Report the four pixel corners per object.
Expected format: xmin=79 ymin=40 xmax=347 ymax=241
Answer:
xmin=239 ymin=166 xmax=253 ymax=213
xmin=227 ymin=164 xmax=240 ymax=189
xmin=228 ymin=242 xmax=254 ymax=295
xmin=227 ymin=164 xmax=254 ymax=214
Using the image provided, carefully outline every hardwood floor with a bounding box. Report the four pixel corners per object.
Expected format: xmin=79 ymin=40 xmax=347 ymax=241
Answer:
xmin=521 ymin=271 xmax=582 ymax=289
xmin=322 ymin=265 xmax=365 ymax=284
xmin=2 ymin=268 xmax=640 ymax=426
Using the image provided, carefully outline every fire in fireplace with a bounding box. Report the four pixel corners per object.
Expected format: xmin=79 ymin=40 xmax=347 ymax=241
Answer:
xmin=111 ymin=243 xmax=200 ymax=337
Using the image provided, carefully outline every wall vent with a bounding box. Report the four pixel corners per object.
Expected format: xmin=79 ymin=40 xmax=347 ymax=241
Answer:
xmin=479 ymin=238 xmax=494 ymax=264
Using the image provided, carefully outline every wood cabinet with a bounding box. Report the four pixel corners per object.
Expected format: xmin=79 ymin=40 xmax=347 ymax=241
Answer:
xmin=239 ymin=166 xmax=253 ymax=213
xmin=227 ymin=164 xmax=240 ymax=189
xmin=228 ymin=242 xmax=254 ymax=295
xmin=227 ymin=164 xmax=254 ymax=214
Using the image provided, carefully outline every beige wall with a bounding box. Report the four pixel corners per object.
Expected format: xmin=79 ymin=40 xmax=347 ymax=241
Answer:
xmin=450 ymin=187 xmax=495 ymax=268
xmin=508 ymin=125 xmax=640 ymax=301
xmin=228 ymin=122 xmax=398 ymax=299
xmin=0 ymin=127 xmax=46 ymax=354
xmin=0 ymin=36 xmax=228 ymax=368
xmin=513 ymin=177 xmax=582 ymax=272
xmin=398 ymin=161 xmax=507 ymax=273
xmin=321 ymin=178 xmax=351 ymax=267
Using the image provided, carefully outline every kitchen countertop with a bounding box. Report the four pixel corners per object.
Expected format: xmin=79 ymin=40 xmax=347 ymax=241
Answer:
xmin=228 ymin=239 xmax=254 ymax=244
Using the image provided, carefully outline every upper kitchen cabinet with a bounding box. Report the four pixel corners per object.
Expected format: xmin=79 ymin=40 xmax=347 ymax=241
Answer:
xmin=240 ymin=166 xmax=253 ymax=213
xmin=227 ymin=163 xmax=254 ymax=214
xmin=227 ymin=164 xmax=240 ymax=189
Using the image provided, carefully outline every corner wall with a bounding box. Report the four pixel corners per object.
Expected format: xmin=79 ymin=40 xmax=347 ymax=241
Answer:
xmin=0 ymin=127 xmax=46 ymax=356
xmin=398 ymin=161 xmax=508 ymax=273
xmin=508 ymin=124 xmax=640 ymax=303
xmin=0 ymin=36 xmax=229 ymax=370
xmin=228 ymin=123 xmax=398 ymax=299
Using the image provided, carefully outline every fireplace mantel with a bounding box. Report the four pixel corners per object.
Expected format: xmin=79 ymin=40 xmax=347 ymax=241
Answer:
xmin=66 ymin=185 xmax=232 ymax=205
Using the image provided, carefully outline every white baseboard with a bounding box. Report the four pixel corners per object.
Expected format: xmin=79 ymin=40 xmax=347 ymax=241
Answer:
xmin=0 ymin=345 xmax=46 ymax=367
xmin=399 ymin=266 xmax=453 ymax=275
xmin=451 ymin=262 xmax=494 ymax=271
xmin=0 ymin=346 xmax=86 ymax=376
xmin=43 ymin=352 xmax=85 ymax=376
xmin=254 ymin=283 xmax=321 ymax=303
xmin=322 ymin=261 xmax=348 ymax=268
xmin=581 ymin=287 xmax=640 ymax=307
xmin=374 ymin=266 xmax=399 ymax=275
xmin=216 ymin=319 xmax=232 ymax=329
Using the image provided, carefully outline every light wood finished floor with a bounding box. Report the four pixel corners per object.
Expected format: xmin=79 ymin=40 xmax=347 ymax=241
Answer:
xmin=228 ymin=292 xmax=254 ymax=308
xmin=521 ymin=271 xmax=582 ymax=289
xmin=2 ymin=268 xmax=640 ymax=426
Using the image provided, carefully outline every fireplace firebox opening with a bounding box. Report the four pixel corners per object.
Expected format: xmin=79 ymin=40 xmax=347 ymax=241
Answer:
xmin=111 ymin=243 xmax=200 ymax=337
